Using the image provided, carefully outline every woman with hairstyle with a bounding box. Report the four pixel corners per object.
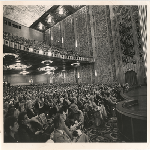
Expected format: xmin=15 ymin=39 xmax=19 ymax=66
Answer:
xmin=4 ymin=116 xmax=19 ymax=142
xmin=5 ymin=107 xmax=20 ymax=119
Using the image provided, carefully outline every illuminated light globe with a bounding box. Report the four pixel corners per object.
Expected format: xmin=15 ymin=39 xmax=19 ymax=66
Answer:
xmin=20 ymin=70 xmax=29 ymax=75
xmin=71 ymin=62 xmax=80 ymax=67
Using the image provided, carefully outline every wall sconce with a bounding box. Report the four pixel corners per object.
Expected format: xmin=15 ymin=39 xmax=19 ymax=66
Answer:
xmin=77 ymin=72 xmax=80 ymax=79
xmin=95 ymin=70 xmax=97 ymax=77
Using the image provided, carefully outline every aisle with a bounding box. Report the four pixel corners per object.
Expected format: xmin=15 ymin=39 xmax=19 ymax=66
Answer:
xmin=84 ymin=117 xmax=124 ymax=142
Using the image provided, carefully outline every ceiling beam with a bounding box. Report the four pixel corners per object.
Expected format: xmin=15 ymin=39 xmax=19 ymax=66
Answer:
xmin=30 ymin=5 xmax=60 ymax=29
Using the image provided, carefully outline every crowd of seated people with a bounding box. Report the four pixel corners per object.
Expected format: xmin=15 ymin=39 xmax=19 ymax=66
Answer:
xmin=3 ymin=82 xmax=126 ymax=143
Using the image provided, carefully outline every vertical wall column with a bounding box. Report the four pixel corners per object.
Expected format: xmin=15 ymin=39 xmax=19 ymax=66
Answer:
xmin=89 ymin=5 xmax=97 ymax=83
xmin=60 ymin=21 xmax=64 ymax=49
xmin=73 ymin=13 xmax=78 ymax=54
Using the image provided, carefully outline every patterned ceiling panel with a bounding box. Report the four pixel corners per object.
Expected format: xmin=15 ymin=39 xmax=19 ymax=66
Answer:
xmin=3 ymin=5 xmax=53 ymax=27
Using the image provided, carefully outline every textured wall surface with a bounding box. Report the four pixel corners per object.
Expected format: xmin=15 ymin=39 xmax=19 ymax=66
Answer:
xmin=90 ymin=5 xmax=114 ymax=84
xmin=110 ymin=5 xmax=145 ymax=85
xmin=44 ymin=5 xmax=145 ymax=85
xmin=4 ymin=74 xmax=48 ymax=85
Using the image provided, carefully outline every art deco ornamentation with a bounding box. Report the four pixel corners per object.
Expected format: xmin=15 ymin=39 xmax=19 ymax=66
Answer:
xmin=51 ymin=22 xmax=62 ymax=48
xmin=75 ymin=6 xmax=93 ymax=57
xmin=92 ymin=5 xmax=112 ymax=83
xmin=62 ymin=15 xmax=75 ymax=54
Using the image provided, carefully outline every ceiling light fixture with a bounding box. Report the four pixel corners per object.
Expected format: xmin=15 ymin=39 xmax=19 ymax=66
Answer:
xmin=38 ymin=66 xmax=57 ymax=71
xmin=41 ymin=60 xmax=53 ymax=64
xmin=16 ymin=60 xmax=21 ymax=63
xmin=71 ymin=62 xmax=80 ymax=67
xmin=44 ymin=70 xmax=54 ymax=75
xmin=3 ymin=53 xmax=19 ymax=58
xmin=8 ymin=63 xmax=31 ymax=70
xmin=38 ymin=22 xmax=44 ymax=30
xmin=20 ymin=70 xmax=29 ymax=75
xmin=58 ymin=6 xmax=64 ymax=15
xmin=47 ymin=16 xmax=52 ymax=23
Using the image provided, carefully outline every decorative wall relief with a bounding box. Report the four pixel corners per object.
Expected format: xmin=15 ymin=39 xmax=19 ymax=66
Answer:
xmin=62 ymin=15 xmax=75 ymax=55
xmin=91 ymin=5 xmax=113 ymax=84
xmin=119 ymin=7 xmax=135 ymax=60
xmin=45 ymin=28 xmax=51 ymax=46
xmin=132 ymin=6 xmax=143 ymax=58
xmin=106 ymin=6 xmax=116 ymax=81
xmin=74 ymin=6 xmax=93 ymax=57
xmin=111 ymin=5 xmax=145 ymax=85
xmin=51 ymin=22 xmax=62 ymax=48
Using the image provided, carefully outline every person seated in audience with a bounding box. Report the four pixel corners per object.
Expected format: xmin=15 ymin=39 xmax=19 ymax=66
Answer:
xmin=18 ymin=111 xmax=44 ymax=142
xmin=105 ymin=93 xmax=117 ymax=117
xmin=69 ymin=105 xmax=84 ymax=130
xmin=69 ymin=97 xmax=78 ymax=112
xmin=26 ymin=100 xmax=36 ymax=119
xmin=19 ymin=102 xmax=25 ymax=112
xmin=5 ymin=107 xmax=20 ymax=119
xmin=34 ymin=98 xmax=40 ymax=115
xmin=53 ymin=114 xmax=88 ymax=143
xmin=18 ymin=111 xmax=35 ymax=142
xmin=4 ymin=116 xmax=19 ymax=143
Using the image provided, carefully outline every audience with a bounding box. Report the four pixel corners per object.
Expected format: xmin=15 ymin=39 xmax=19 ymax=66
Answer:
xmin=3 ymin=82 xmax=126 ymax=143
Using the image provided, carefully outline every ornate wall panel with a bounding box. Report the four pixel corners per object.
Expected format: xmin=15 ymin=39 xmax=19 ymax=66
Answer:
xmin=51 ymin=22 xmax=62 ymax=48
xmin=79 ymin=64 xmax=92 ymax=84
xmin=106 ymin=6 xmax=116 ymax=81
xmin=65 ymin=69 xmax=74 ymax=84
xmin=91 ymin=5 xmax=113 ymax=84
xmin=62 ymin=15 xmax=75 ymax=55
xmin=44 ymin=28 xmax=51 ymax=46
xmin=138 ymin=5 xmax=147 ymax=77
xmin=132 ymin=6 xmax=144 ymax=60
xmin=74 ymin=6 xmax=93 ymax=57
xmin=111 ymin=5 xmax=145 ymax=85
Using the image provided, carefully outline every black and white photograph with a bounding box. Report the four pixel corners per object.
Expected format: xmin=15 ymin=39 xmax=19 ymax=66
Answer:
xmin=2 ymin=2 xmax=148 ymax=147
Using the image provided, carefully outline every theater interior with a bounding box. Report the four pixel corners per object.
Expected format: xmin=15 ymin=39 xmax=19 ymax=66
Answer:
xmin=3 ymin=5 xmax=147 ymax=143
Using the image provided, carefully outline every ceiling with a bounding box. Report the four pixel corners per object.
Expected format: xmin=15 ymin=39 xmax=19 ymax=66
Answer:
xmin=3 ymin=5 xmax=85 ymax=32
xmin=3 ymin=5 xmax=53 ymax=27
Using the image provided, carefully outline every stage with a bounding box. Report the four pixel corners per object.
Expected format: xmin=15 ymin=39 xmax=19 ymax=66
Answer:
xmin=116 ymin=86 xmax=147 ymax=142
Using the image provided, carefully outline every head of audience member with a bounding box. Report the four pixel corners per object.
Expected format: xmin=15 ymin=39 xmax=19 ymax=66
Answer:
xmin=4 ymin=101 xmax=9 ymax=112
xmin=18 ymin=112 xmax=29 ymax=126
xmin=5 ymin=107 xmax=19 ymax=119
xmin=14 ymin=102 xmax=20 ymax=110
xmin=72 ymin=97 xmax=77 ymax=104
xmin=53 ymin=114 xmax=65 ymax=130
xmin=4 ymin=116 xmax=19 ymax=136
xmin=58 ymin=106 xmax=68 ymax=122
xmin=71 ymin=105 xmax=81 ymax=115
xmin=26 ymin=100 xmax=33 ymax=110
xmin=19 ymin=103 xmax=25 ymax=112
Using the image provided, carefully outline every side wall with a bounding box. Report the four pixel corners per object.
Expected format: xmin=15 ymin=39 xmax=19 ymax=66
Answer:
xmin=3 ymin=17 xmax=43 ymax=41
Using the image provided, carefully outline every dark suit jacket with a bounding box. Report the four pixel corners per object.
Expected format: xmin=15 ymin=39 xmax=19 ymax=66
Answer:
xmin=4 ymin=133 xmax=19 ymax=143
xmin=27 ymin=109 xmax=36 ymax=119
xmin=53 ymin=129 xmax=71 ymax=143
xmin=18 ymin=124 xmax=35 ymax=142
xmin=18 ymin=124 xmax=50 ymax=143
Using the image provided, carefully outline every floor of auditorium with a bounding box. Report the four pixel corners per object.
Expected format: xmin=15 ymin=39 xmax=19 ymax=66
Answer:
xmin=85 ymin=86 xmax=147 ymax=142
